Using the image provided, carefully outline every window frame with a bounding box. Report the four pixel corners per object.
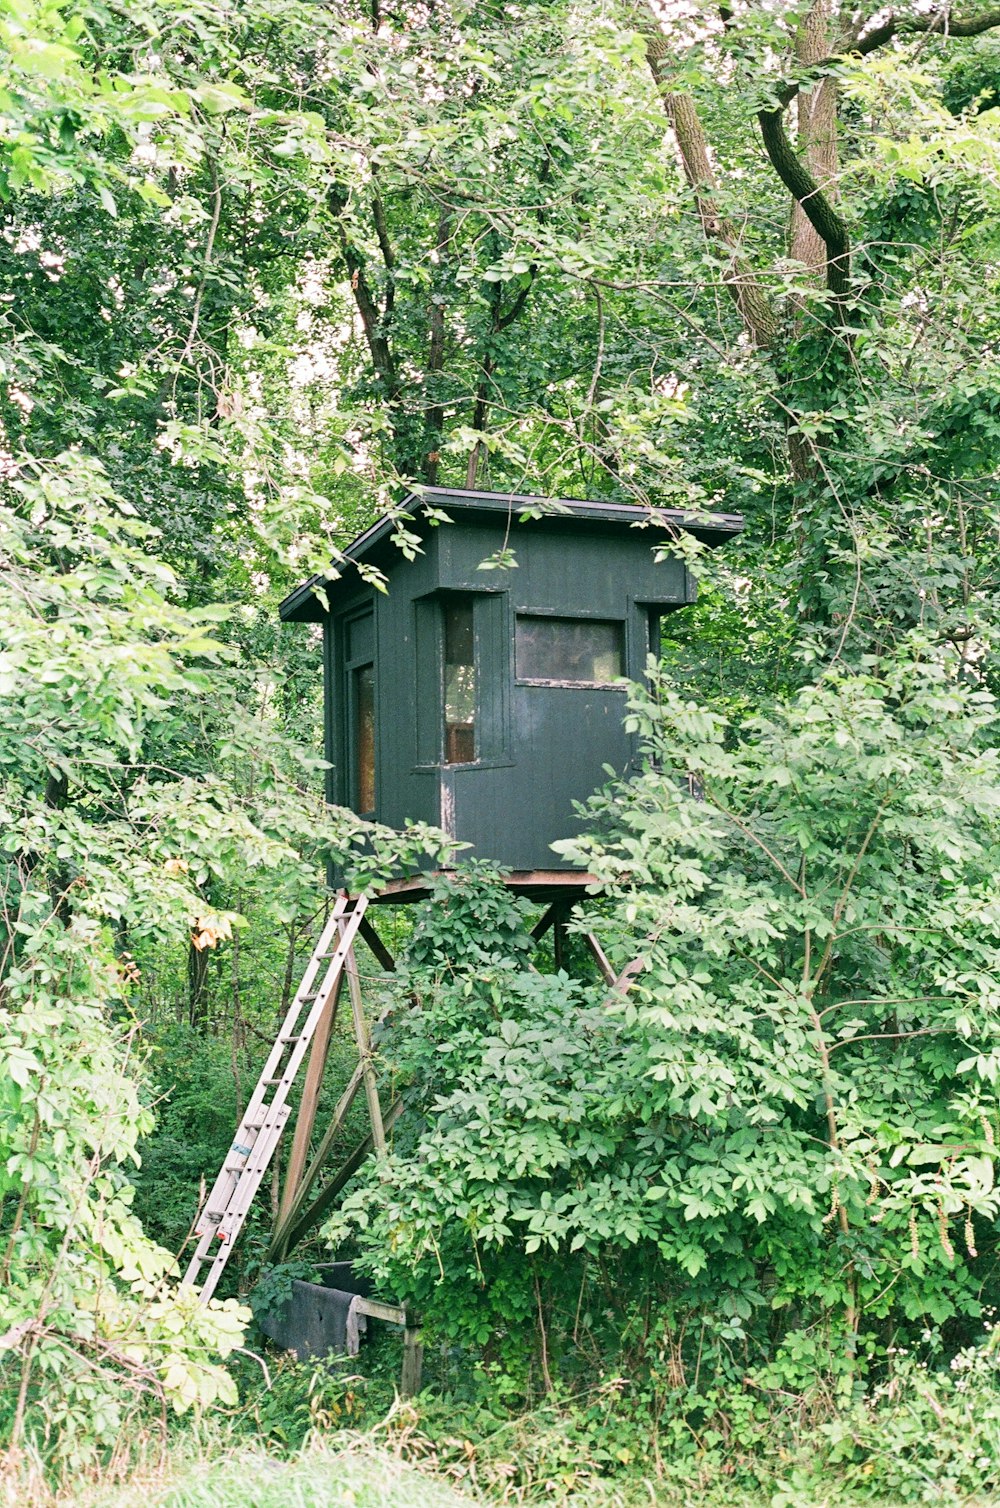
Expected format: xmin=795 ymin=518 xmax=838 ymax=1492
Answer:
xmin=513 ymin=610 xmax=627 ymax=690
xmin=412 ymin=589 xmax=513 ymax=772
xmin=442 ymin=596 xmax=477 ymax=767
xmin=350 ymin=660 xmax=376 ymax=815
xmin=340 ymin=604 xmax=376 ymax=817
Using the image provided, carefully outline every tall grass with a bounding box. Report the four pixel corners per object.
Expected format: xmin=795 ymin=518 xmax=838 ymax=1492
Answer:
xmin=101 ymin=1444 xmax=479 ymax=1508
xmin=0 ymin=1442 xmax=482 ymax=1508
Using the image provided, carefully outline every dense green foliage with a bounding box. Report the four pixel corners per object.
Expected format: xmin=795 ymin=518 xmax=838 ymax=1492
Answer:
xmin=0 ymin=448 xmax=446 ymax=1463
xmin=328 ymin=648 xmax=1000 ymax=1425
xmin=3 ymin=0 xmax=1000 ymax=1498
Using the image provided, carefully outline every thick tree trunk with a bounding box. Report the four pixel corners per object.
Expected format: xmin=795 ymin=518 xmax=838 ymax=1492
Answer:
xmin=639 ymin=14 xmax=778 ymax=348
xmin=790 ymin=0 xmax=841 ymax=277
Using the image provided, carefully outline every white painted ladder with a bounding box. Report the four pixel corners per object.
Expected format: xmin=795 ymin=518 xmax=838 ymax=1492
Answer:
xmin=182 ymin=893 xmax=369 ymax=1302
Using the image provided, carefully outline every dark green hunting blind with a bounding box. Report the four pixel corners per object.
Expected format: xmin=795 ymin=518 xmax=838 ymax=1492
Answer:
xmin=185 ymin=490 xmax=743 ymax=1368
xmin=280 ymin=488 xmax=742 ymax=872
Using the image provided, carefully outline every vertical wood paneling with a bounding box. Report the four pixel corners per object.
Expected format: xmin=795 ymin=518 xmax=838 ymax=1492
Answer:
xmin=321 ymin=511 xmax=701 ymax=868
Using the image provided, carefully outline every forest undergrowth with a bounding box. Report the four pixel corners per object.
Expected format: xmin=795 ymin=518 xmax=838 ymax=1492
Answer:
xmin=10 ymin=1329 xmax=1000 ymax=1508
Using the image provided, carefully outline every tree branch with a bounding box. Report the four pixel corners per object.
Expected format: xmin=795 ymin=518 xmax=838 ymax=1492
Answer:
xmin=757 ymin=5 xmax=1000 ymax=312
xmin=370 ymin=178 xmax=396 ymax=322
xmin=424 ymin=206 xmax=451 ymax=484
xmin=757 ymin=106 xmax=851 ymax=302
xmin=173 ymin=155 xmax=222 ymax=399
xmin=859 ymin=4 xmax=1000 ymax=50
xmin=327 ymin=184 xmax=399 ymax=404
xmin=465 ymin=244 xmax=537 ymax=486
xmin=775 ymin=5 xmax=1000 ymax=107
xmin=496 ymin=272 xmax=535 ymax=331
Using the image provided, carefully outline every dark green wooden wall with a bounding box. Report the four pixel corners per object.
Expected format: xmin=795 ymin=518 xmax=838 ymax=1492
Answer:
xmin=321 ymin=511 xmax=693 ymax=871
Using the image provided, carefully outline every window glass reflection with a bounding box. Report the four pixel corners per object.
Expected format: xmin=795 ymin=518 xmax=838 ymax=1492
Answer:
xmin=516 ymin=616 xmax=624 ymax=684
xmin=355 ymin=662 xmax=375 ymax=811
xmin=444 ymin=599 xmax=476 ymax=763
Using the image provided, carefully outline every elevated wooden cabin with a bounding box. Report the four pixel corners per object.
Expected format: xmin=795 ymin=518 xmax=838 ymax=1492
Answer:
xmin=279 ymin=488 xmax=742 ymax=873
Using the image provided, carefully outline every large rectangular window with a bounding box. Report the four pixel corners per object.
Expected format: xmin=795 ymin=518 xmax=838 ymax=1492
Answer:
xmin=515 ymin=615 xmax=624 ymax=685
xmin=443 ymin=598 xmax=476 ymax=763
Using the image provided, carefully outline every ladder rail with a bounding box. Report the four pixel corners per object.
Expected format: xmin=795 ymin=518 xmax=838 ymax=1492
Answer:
xmin=181 ymin=895 xmax=370 ymax=1301
xmin=184 ymin=1102 xmax=290 ymax=1300
xmin=240 ymin=896 xmax=350 ymax=1126
xmin=246 ymin=899 xmax=368 ymax=1117
xmin=184 ymin=897 xmax=349 ymax=1255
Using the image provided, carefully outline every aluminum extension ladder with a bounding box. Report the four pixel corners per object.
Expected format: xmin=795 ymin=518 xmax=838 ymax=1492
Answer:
xmin=182 ymin=892 xmax=368 ymax=1302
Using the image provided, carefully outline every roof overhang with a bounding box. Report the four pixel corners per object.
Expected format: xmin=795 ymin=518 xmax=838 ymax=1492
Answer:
xmin=279 ymin=487 xmax=743 ymax=623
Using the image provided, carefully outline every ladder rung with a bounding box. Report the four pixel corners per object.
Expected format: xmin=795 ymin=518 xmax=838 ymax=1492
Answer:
xmin=279 ymin=1034 xmax=304 ymax=1044
xmin=263 ymin=1076 xmax=286 ymax=1086
xmin=224 ymin=1164 xmax=245 ymax=1173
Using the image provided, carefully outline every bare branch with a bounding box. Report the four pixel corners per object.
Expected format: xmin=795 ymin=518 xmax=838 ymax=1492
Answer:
xmin=174 ymin=156 xmax=223 ymax=395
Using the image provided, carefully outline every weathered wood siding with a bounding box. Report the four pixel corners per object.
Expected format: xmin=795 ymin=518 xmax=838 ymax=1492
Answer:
xmin=290 ymin=494 xmax=738 ymax=872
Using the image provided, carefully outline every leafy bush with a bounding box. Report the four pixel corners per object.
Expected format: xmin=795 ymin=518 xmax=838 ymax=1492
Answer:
xmin=560 ymin=648 xmax=1000 ymax=1339
xmin=327 ymin=645 xmax=1000 ymax=1403
xmin=0 ymin=454 xmax=451 ymax=1474
xmin=0 ymin=457 xmax=258 ymax=1467
xmin=129 ymin=1025 xmax=251 ymax=1257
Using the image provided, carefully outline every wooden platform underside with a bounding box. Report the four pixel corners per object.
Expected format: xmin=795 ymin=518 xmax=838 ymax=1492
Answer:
xmin=357 ymin=868 xmax=602 ymax=906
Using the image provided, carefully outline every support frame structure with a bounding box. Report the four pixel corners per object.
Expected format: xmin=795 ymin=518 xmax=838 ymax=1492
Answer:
xmin=267 ymin=870 xmax=636 ymax=1265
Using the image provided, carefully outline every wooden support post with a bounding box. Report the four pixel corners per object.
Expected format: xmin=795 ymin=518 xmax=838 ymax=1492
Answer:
xmin=531 ymin=902 xmax=560 ymax=941
xmin=401 ymin=1327 xmax=423 ymax=1398
xmin=267 ymin=1059 xmax=366 ymax=1261
xmin=347 ymin=945 xmax=386 ymax=1153
xmin=552 ymin=901 xmax=570 ymax=971
xmin=581 ymin=931 xmax=616 ymax=987
xmin=358 ymin=914 xmax=396 ymax=973
xmin=278 ymin=1097 xmax=405 ymax=1256
xmin=607 ymin=958 xmax=644 ymax=999
xmin=269 ymin=979 xmax=397 ymax=1263
xmin=275 ymin=970 xmax=344 ymax=1231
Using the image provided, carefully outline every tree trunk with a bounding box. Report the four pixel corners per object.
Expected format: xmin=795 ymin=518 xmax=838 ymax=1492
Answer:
xmin=790 ymin=0 xmax=841 ymax=277
xmin=188 ymin=937 xmax=210 ymax=1028
xmin=424 ymin=208 xmax=452 ymax=485
xmin=638 ymin=11 xmax=778 ymax=349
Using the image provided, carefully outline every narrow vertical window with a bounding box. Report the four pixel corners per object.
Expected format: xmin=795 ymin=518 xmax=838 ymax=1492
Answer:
xmin=355 ymin=662 xmax=375 ymax=812
xmin=649 ymin=611 xmax=663 ymax=663
xmin=443 ymin=598 xmax=476 ymax=764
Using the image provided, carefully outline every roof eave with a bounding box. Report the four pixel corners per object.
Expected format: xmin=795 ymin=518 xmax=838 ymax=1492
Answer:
xmin=278 ymin=575 xmax=327 ymax=623
xmin=279 ymin=490 xmax=744 ymax=619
